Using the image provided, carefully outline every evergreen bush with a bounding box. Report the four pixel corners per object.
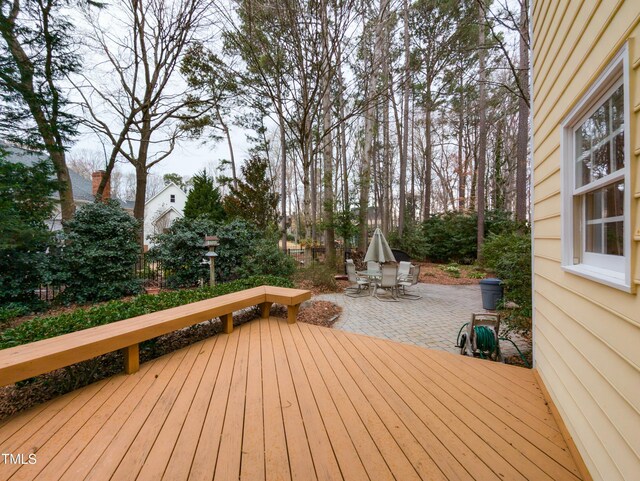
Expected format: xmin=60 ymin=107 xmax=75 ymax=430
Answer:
xmin=150 ymin=218 xmax=295 ymax=287
xmin=58 ymin=200 xmax=141 ymax=303
xmin=149 ymin=217 xmax=215 ymax=288
xmin=482 ymin=230 xmax=532 ymax=333
xmin=237 ymin=236 xmax=296 ymax=279
xmin=419 ymin=210 xmax=523 ymax=263
xmin=183 ymin=169 xmax=226 ymax=222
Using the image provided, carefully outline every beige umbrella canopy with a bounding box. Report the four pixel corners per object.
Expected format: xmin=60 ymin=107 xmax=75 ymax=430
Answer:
xmin=364 ymin=228 xmax=397 ymax=263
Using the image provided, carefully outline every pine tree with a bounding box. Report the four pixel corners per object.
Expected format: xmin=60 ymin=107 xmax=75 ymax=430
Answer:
xmin=183 ymin=170 xmax=226 ymax=223
xmin=224 ymin=155 xmax=279 ymax=231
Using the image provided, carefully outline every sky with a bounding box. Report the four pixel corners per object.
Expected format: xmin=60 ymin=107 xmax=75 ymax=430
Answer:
xmin=72 ymin=121 xmax=251 ymax=179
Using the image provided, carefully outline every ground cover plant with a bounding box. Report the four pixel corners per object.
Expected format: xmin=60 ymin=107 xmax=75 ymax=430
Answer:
xmin=0 ymin=275 xmax=292 ymax=350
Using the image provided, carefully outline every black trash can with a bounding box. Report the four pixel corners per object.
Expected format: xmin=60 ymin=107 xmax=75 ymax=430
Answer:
xmin=479 ymin=278 xmax=503 ymax=310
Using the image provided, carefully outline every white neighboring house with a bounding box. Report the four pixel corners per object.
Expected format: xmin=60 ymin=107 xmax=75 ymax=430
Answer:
xmin=143 ymin=182 xmax=187 ymax=248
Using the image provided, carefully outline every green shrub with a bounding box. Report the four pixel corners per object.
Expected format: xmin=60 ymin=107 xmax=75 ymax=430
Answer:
xmin=150 ymin=218 xmax=294 ymax=287
xmin=0 ymin=275 xmax=293 ymax=350
xmin=421 ymin=210 xmax=523 ymax=263
xmin=148 ymin=217 xmax=215 ymax=288
xmin=482 ymin=231 xmax=532 ymax=333
xmin=237 ymin=237 xmax=296 ymax=279
xmin=214 ymin=219 xmax=263 ymax=281
xmin=57 ymin=200 xmax=141 ymax=303
xmin=422 ymin=212 xmax=477 ymax=263
xmin=388 ymin=221 xmax=428 ymax=259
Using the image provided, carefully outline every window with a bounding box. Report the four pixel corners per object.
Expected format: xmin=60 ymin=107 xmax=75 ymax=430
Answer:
xmin=170 ymin=194 xmax=175 ymax=203
xmin=561 ymin=47 xmax=631 ymax=291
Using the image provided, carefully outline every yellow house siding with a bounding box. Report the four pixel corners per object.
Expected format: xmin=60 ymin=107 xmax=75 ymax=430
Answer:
xmin=535 ymin=2 xmax=637 ymax=145
xmin=532 ymin=1 xmax=640 ymax=480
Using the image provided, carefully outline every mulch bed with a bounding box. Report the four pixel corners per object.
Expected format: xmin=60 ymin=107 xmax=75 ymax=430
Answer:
xmin=416 ymin=262 xmax=485 ymax=285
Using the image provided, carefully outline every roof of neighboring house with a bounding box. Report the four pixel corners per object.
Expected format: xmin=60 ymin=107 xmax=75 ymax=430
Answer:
xmin=1 ymin=141 xmax=134 ymax=209
xmin=152 ymin=205 xmax=183 ymax=223
xmin=145 ymin=182 xmax=186 ymax=206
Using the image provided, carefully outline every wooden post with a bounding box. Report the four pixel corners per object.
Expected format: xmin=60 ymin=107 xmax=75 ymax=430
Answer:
xmin=260 ymin=302 xmax=273 ymax=319
xmin=122 ymin=344 xmax=139 ymax=374
xmin=221 ymin=313 xmax=233 ymax=334
xmin=287 ymin=304 xmax=300 ymax=324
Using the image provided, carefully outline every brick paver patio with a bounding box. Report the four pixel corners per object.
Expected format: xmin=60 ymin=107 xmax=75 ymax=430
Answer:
xmin=315 ymin=282 xmax=529 ymax=358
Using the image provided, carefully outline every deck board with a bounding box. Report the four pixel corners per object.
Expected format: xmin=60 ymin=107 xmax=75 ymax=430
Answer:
xmin=0 ymin=318 xmax=585 ymax=481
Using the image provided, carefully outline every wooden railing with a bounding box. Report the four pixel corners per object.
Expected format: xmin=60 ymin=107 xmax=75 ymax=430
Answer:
xmin=0 ymin=286 xmax=311 ymax=386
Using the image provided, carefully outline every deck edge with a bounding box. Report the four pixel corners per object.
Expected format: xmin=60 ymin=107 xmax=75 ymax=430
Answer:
xmin=532 ymin=368 xmax=594 ymax=481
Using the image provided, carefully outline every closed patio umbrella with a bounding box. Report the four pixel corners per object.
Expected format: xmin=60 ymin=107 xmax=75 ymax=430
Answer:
xmin=364 ymin=228 xmax=396 ymax=263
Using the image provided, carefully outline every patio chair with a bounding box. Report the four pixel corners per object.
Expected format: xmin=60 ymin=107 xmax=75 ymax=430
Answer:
xmin=367 ymin=261 xmax=381 ymax=273
xmin=373 ymin=264 xmax=399 ymax=302
xmin=397 ymin=261 xmax=412 ymax=281
xmin=345 ymin=260 xmax=369 ymax=297
xmin=398 ymin=264 xmax=422 ymax=300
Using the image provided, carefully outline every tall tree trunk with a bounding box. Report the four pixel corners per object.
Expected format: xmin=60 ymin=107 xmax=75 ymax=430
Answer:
xmin=321 ymin=0 xmax=335 ymax=268
xmin=216 ymin=107 xmax=237 ymax=188
xmin=278 ymin=99 xmax=287 ymax=251
xmin=133 ymin=162 xmax=148 ymax=247
xmin=457 ymin=66 xmax=466 ymax=211
xmin=422 ymin=103 xmax=432 ymax=221
xmin=476 ymin=4 xmax=487 ymax=261
xmin=381 ymin=25 xmax=390 ymax=237
xmin=515 ymin=0 xmax=530 ymax=222
xmin=410 ymin=103 xmax=415 ymax=222
xmin=359 ymin=0 xmax=389 ymax=251
xmin=398 ymin=0 xmax=410 ymax=236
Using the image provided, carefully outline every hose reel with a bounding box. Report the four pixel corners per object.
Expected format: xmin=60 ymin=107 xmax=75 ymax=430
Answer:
xmin=456 ymin=313 xmax=503 ymax=362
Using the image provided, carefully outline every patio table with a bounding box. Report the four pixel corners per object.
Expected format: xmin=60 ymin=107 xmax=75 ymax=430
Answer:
xmin=356 ymin=269 xmax=384 ymax=297
xmin=356 ymin=269 xmax=382 ymax=280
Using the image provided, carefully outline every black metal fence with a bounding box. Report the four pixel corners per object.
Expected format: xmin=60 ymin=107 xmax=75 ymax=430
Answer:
xmin=134 ymin=253 xmax=169 ymax=289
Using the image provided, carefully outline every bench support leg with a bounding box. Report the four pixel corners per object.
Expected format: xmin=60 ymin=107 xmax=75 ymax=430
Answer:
xmin=260 ymin=302 xmax=273 ymax=319
xmin=221 ymin=313 xmax=233 ymax=334
xmin=287 ymin=304 xmax=300 ymax=324
xmin=122 ymin=344 xmax=139 ymax=374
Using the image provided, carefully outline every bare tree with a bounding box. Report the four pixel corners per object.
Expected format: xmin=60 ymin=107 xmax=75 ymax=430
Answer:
xmin=398 ymin=0 xmax=410 ymax=236
xmin=358 ymin=0 xmax=389 ymax=251
xmin=476 ymin=2 xmax=487 ymax=260
xmin=73 ymin=0 xmax=214 ymax=243
xmin=67 ymin=149 xmax=106 ymax=180
xmin=515 ymin=0 xmax=529 ymax=222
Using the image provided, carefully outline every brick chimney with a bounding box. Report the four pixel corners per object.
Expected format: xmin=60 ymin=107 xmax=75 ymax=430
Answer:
xmin=92 ymin=170 xmax=111 ymax=200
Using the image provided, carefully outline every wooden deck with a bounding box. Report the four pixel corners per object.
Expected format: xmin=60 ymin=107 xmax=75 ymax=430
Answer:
xmin=0 ymin=318 xmax=584 ymax=481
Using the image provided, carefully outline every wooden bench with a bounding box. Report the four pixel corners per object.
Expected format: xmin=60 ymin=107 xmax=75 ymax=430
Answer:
xmin=0 ymin=286 xmax=311 ymax=387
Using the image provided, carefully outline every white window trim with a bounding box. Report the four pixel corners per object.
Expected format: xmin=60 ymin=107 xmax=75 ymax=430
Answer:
xmin=560 ymin=45 xmax=632 ymax=292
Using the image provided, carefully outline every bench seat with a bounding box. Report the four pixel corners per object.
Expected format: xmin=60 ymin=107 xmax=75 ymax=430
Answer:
xmin=0 ymin=286 xmax=311 ymax=386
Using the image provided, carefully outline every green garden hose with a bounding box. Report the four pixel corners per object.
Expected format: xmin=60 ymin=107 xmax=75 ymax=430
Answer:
xmin=498 ymin=337 xmax=531 ymax=368
xmin=473 ymin=326 xmax=498 ymax=358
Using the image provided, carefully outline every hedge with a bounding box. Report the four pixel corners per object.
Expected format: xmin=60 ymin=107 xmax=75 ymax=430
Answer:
xmin=0 ymin=275 xmax=293 ymax=350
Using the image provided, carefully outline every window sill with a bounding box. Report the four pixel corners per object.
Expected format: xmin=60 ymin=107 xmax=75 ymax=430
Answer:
xmin=561 ymin=264 xmax=632 ymax=293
